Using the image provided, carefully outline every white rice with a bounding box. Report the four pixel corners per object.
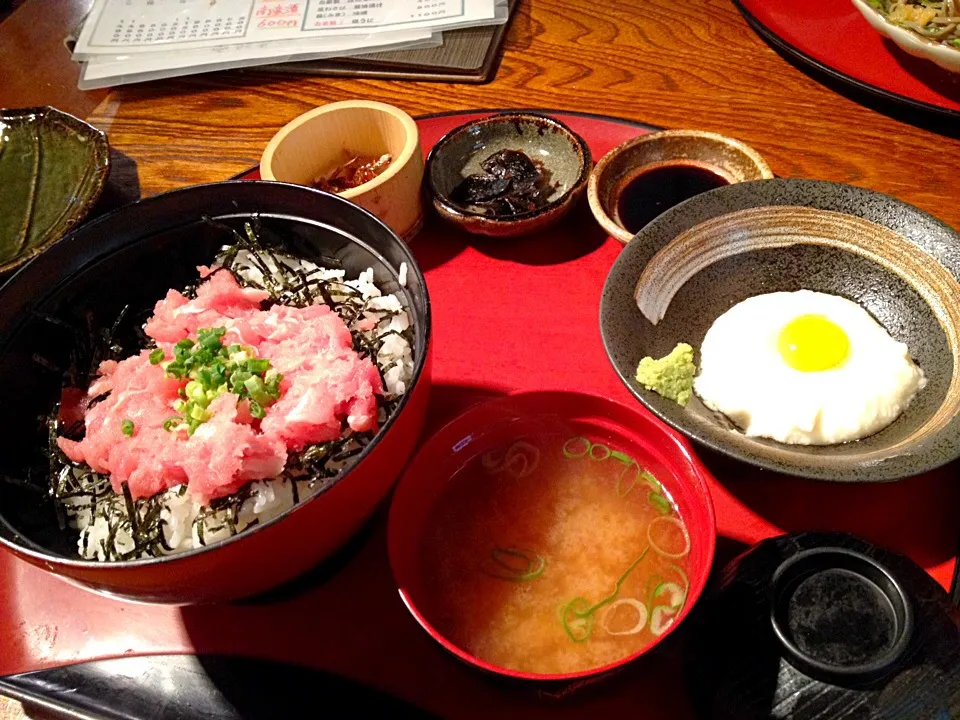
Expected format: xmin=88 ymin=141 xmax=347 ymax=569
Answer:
xmin=67 ymin=252 xmax=414 ymax=561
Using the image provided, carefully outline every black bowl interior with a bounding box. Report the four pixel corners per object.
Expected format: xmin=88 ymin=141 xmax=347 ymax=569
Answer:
xmin=601 ymin=178 xmax=960 ymax=482
xmin=770 ymin=548 xmax=914 ymax=683
xmin=0 ymin=181 xmax=429 ymax=560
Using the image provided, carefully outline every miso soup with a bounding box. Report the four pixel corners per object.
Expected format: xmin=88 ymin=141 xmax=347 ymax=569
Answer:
xmin=418 ymin=432 xmax=692 ymax=675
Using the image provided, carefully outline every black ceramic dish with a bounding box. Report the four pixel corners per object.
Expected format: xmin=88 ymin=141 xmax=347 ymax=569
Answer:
xmin=685 ymin=532 xmax=960 ymax=719
xmin=600 ymin=178 xmax=960 ymax=482
xmin=0 ymin=180 xmax=432 ymax=603
xmin=770 ymin=548 xmax=914 ymax=684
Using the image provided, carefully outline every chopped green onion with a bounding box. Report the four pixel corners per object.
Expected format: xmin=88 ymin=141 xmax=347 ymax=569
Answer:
xmin=149 ymin=348 xmax=165 ymax=365
xmin=186 ymin=382 xmax=207 ymax=404
xmin=561 ymin=597 xmax=594 ymax=642
xmin=480 ymin=547 xmax=546 ymax=582
xmin=247 ymin=358 xmax=270 ymax=374
xmin=641 ymin=469 xmax=663 ymax=493
xmin=244 ymin=375 xmax=266 ymax=397
xmin=616 ymin=461 xmax=640 ymax=497
xmin=161 ymin=326 xmax=282 ymax=432
xmin=589 ymin=443 xmax=611 ymax=461
xmin=198 ymin=327 xmax=226 ymax=347
xmin=648 ymin=491 xmax=672 ymax=514
xmin=562 ymin=436 xmax=591 ymax=458
xmin=654 ymin=581 xmax=685 ymax=609
xmin=162 ymin=417 xmax=180 ymax=432
xmin=648 ymin=568 xmax=689 ymax=637
xmin=600 ymin=598 xmax=649 ymax=636
xmin=121 ymin=419 xmax=135 ymax=437
xmin=561 ymin=547 xmax=649 ymax=643
xmin=648 ymin=515 xmax=691 ymax=558
xmin=650 ymin=606 xmax=677 ymax=637
xmin=210 ymin=362 xmax=227 ymax=386
xmin=667 ymin=563 xmax=690 ymax=612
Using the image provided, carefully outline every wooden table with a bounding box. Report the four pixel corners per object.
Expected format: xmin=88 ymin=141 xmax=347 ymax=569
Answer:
xmin=1 ymin=0 xmax=958 ymax=220
xmin=1 ymin=1 xmax=959 ymax=718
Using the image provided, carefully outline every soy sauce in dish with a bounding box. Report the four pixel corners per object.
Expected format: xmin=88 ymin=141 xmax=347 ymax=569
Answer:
xmin=615 ymin=162 xmax=730 ymax=235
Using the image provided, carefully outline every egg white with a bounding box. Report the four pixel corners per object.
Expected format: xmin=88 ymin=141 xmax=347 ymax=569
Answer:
xmin=693 ymin=290 xmax=927 ymax=445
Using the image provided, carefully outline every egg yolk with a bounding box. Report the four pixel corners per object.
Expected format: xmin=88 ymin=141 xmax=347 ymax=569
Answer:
xmin=777 ymin=314 xmax=850 ymax=372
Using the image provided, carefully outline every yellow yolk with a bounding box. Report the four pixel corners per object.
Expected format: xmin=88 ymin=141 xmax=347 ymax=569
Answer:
xmin=777 ymin=314 xmax=850 ymax=372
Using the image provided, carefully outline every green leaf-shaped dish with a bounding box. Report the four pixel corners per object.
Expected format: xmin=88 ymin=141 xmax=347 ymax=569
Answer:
xmin=0 ymin=107 xmax=110 ymax=274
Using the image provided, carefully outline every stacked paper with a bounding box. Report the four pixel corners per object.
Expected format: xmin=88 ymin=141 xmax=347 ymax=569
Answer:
xmin=73 ymin=0 xmax=509 ymax=89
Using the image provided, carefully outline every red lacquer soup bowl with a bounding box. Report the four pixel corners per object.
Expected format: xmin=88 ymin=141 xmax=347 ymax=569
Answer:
xmin=387 ymin=390 xmax=716 ymax=682
xmin=0 ymin=181 xmax=431 ymax=604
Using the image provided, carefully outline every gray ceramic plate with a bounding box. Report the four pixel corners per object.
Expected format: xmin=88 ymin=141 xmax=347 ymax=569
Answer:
xmin=0 ymin=107 xmax=110 ymax=274
xmin=600 ymin=179 xmax=960 ymax=482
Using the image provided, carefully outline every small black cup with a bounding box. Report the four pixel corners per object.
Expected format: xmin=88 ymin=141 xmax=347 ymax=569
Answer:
xmin=770 ymin=547 xmax=914 ymax=685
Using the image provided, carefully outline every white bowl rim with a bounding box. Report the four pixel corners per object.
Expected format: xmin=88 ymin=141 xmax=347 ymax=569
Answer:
xmin=851 ymin=0 xmax=960 ymax=72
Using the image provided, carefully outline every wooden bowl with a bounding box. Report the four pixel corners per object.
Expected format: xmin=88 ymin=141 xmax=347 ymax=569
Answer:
xmin=852 ymin=0 xmax=960 ymax=74
xmin=424 ymin=113 xmax=592 ymax=238
xmin=261 ymin=100 xmax=424 ymax=241
xmin=600 ymin=178 xmax=960 ymax=482
xmin=588 ymin=130 xmax=773 ymax=244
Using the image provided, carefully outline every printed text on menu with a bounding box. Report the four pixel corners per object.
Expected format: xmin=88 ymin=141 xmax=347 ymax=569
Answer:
xmin=81 ymin=0 xmax=468 ymax=48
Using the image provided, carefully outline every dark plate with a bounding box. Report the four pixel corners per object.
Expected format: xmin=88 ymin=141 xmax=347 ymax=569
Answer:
xmin=0 ymin=655 xmax=435 ymax=719
xmin=0 ymin=107 xmax=110 ymax=274
xmin=684 ymin=532 xmax=960 ymax=719
xmin=733 ymin=0 xmax=960 ymax=121
xmin=600 ymin=178 xmax=960 ymax=482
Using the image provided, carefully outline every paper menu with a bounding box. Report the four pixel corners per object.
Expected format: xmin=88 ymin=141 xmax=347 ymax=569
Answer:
xmin=72 ymin=0 xmax=499 ymax=58
xmin=77 ymin=30 xmax=443 ymax=89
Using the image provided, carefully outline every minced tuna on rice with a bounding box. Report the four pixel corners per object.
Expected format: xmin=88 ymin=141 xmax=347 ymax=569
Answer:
xmin=49 ymin=234 xmax=414 ymax=562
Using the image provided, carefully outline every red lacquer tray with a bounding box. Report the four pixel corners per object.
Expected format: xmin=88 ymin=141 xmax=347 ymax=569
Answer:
xmin=734 ymin=0 xmax=960 ymax=120
xmin=2 ymin=111 xmax=958 ymax=718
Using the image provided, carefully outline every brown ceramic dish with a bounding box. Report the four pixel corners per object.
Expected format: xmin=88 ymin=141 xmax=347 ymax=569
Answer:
xmin=425 ymin=113 xmax=592 ymax=238
xmin=588 ymin=130 xmax=773 ymax=244
xmin=600 ymin=178 xmax=960 ymax=482
xmin=0 ymin=107 xmax=110 ymax=274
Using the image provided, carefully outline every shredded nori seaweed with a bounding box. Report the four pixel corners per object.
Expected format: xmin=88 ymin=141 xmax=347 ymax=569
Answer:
xmin=41 ymin=220 xmax=413 ymax=561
